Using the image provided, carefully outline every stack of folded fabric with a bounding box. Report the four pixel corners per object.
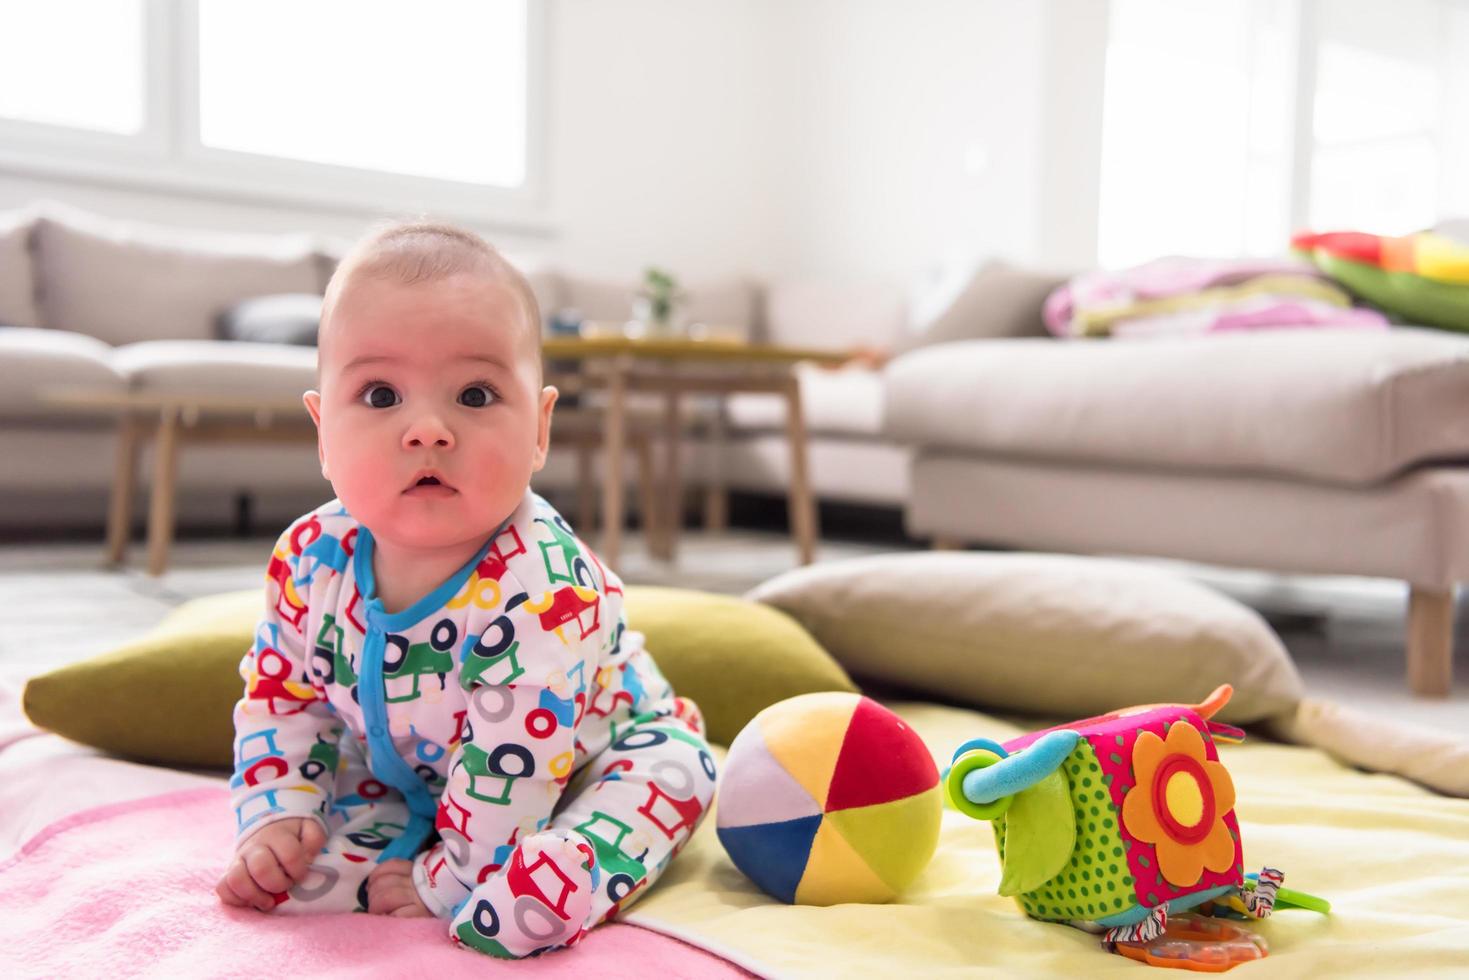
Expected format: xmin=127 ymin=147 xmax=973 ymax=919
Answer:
xmin=1043 ymin=256 xmax=1389 ymax=339
xmin=1292 ymin=229 xmax=1469 ymax=333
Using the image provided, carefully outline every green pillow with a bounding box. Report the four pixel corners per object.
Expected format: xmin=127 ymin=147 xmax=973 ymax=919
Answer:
xmin=620 ymin=586 xmax=857 ymax=745
xmin=1312 ymin=252 xmax=1469 ymax=332
xmin=22 ymin=586 xmax=854 ymax=768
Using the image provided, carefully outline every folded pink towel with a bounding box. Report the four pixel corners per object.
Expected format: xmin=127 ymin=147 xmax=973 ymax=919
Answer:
xmin=0 ymin=786 xmax=746 ymax=978
xmin=1044 ymin=255 xmax=1324 ymax=332
xmin=1044 ymin=255 xmax=1389 ymax=338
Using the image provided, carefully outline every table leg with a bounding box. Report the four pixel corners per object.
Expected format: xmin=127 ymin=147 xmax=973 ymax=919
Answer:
xmin=658 ymin=385 xmax=685 ymax=562
xmin=146 ymin=406 xmax=181 ymax=577
xmin=599 ymin=360 xmax=628 ymax=570
xmin=576 ymin=443 xmax=597 ymax=535
xmin=783 ymin=373 xmax=818 ymax=565
xmin=703 ymin=395 xmax=728 ymax=533
xmin=635 ymin=434 xmax=660 ymax=549
xmin=106 ymin=414 xmax=142 ymax=566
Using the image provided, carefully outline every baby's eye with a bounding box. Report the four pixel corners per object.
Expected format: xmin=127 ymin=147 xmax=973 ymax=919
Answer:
xmin=361 ymin=384 xmax=399 ymax=409
xmin=458 ymin=384 xmax=496 ymax=409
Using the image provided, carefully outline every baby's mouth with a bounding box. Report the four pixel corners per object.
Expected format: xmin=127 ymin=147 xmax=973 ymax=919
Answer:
xmin=405 ymin=471 xmax=457 ymax=495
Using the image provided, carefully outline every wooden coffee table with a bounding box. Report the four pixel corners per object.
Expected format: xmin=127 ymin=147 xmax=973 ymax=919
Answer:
xmin=39 ymin=390 xmax=316 ymax=575
xmin=543 ymin=332 xmax=848 ymax=568
xmin=43 ymin=334 xmax=845 ymax=575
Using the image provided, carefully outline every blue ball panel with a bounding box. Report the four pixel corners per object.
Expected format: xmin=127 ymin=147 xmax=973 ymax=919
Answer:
xmin=717 ymin=814 xmax=823 ymax=904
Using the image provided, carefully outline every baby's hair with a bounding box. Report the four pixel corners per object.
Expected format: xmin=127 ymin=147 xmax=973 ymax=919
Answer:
xmin=321 ymin=219 xmax=542 ymax=359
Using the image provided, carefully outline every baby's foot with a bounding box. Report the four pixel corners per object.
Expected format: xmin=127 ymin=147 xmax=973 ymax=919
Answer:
xmin=451 ymin=829 xmax=600 ymax=959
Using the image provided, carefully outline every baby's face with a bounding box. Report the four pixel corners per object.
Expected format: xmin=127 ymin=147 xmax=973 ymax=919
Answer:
xmin=304 ymin=272 xmax=555 ymax=554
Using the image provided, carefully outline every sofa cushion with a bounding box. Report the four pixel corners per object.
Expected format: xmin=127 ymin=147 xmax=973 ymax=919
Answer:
xmin=724 ymin=363 xmax=884 ymax=437
xmin=0 ymin=328 xmax=126 ymax=420
xmin=33 ymin=207 xmax=321 ymax=345
xmin=900 ymin=259 xmax=1066 ymax=350
xmin=216 ymin=293 xmax=322 ymax=346
xmin=0 ymin=210 xmax=40 ymax=329
xmin=747 ymin=552 xmax=1304 ymax=725
xmin=112 ymin=340 xmax=316 ymax=401
xmin=884 ymin=327 xmax=1469 ymax=485
xmin=762 ymin=279 xmax=907 ymax=351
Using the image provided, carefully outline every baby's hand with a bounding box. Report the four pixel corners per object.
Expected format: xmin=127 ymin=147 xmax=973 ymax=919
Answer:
xmin=216 ymin=817 xmax=326 ymax=912
xmin=367 ymin=859 xmax=432 ymax=917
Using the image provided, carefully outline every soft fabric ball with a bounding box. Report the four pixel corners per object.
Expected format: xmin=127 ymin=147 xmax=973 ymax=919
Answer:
xmin=716 ymin=692 xmax=942 ymax=905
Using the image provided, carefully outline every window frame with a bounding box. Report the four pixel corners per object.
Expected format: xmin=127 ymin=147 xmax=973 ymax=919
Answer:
xmin=0 ymin=0 xmax=551 ymax=231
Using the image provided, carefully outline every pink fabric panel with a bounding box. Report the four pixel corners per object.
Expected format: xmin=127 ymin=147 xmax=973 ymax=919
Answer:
xmin=1085 ymin=709 xmax=1242 ymax=909
xmin=0 ymin=786 xmax=749 ymax=978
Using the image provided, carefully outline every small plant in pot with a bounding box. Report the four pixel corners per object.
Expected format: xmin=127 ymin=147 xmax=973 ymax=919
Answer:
xmin=633 ymin=266 xmax=686 ymax=336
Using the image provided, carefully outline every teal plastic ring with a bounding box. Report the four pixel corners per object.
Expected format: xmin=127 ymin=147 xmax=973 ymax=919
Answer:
xmin=944 ymin=749 xmax=1013 ymax=821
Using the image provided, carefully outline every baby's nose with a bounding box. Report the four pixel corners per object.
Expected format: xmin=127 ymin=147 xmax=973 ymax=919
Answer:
xmin=403 ymin=415 xmax=454 ymax=449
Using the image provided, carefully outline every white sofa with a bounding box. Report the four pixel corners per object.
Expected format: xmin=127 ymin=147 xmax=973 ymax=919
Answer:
xmin=884 ymin=327 xmax=1469 ymax=696
xmin=0 ymin=204 xmax=909 ymax=537
xmin=11 ymin=203 xmax=1463 ymax=694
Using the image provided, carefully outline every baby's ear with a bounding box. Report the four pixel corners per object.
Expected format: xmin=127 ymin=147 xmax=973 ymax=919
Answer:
xmin=303 ymin=390 xmax=323 ymax=427
xmin=302 ymin=391 xmax=329 ymax=478
xmin=532 ymin=385 xmax=559 ymax=471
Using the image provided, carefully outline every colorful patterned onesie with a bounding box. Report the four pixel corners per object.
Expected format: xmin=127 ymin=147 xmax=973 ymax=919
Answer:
xmin=230 ymin=490 xmax=716 ymax=958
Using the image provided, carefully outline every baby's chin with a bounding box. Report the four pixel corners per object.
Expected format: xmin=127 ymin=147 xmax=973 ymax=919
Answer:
xmin=361 ymin=499 xmax=508 ymax=554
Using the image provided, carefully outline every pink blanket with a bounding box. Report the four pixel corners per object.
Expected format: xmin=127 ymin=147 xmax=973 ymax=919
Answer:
xmin=0 ymin=786 xmax=747 ymax=979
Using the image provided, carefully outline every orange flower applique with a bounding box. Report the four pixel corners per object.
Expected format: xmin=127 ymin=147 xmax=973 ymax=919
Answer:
xmin=1121 ymin=721 xmax=1237 ymax=888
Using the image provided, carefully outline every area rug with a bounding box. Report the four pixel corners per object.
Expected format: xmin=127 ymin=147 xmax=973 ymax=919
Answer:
xmin=0 ymin=786 xmax=750 ymax=979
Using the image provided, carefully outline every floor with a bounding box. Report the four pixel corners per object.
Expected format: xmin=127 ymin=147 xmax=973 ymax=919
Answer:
xmin=2 ymin=524 xmax=1466 ymax=738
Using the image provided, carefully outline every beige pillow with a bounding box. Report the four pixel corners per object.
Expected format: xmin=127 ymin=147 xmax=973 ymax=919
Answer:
xmin=0 ymin=208 xmax=40 ymax=329
xmin=746 ymin=552 xmax=1303 ymax=725
xmin=901 ymin=259 xmax=1068 ymax=351
xmin=1266 ymin=699 xmax=1469 ymax=798
xmin=33 ymin=204 xmax=320 ymax=345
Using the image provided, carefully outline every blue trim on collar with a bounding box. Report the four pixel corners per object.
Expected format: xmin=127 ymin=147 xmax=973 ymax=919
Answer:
xmin=352 ymin=526 xmax=496 ymax=632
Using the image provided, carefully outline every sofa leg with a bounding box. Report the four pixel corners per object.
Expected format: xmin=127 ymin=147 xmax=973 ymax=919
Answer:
xmin=1407 ymin=586 xmax=1454 ymax=697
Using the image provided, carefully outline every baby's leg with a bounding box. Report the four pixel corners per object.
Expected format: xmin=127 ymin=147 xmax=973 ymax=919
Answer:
xmin=273 ymin=745 xmax=418 ymax=915
xmin=449 ymin=700 xmax=716 ymax=958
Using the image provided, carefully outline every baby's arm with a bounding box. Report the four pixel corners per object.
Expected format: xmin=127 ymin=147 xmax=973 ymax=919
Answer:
xmin=219 ymin=527 xmax=343 ymax=908
xmin=408 ymin=583 xmax=598 ymax=920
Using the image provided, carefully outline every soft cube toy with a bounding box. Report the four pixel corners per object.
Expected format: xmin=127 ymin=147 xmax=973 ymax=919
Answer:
xmin=944 ymin=685 xmax=1327 ymax=961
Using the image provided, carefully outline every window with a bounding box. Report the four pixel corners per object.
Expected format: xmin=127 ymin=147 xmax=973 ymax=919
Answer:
xmin=1306 ymin=0 xmax=1447 ymax=233
xmin=0 ymin=1 xmax=146 ymax=135
xmin=1098 ymin=0 xmax=1467 ymax=268
xmin=0 ymin=0 xmax=545 ymax=224
xmin=1097 ymin=0 xmax=1295 ymax=268
xmin=196 ymin=0 xmax=528 ymax=188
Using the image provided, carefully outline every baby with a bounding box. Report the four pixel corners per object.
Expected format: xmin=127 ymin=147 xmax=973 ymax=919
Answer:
xmin=215 ymin=222 xmax=716 ymax=959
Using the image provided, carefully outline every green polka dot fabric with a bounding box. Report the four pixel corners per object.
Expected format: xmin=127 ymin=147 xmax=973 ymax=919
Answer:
xmin=996 ymin=741 xmax=1133 ymax=922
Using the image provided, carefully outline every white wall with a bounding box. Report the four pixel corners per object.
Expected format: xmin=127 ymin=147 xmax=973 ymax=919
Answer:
xmin=0 ymin=0 xmax=1102 ymax=294
xmin=758 ymin=0 xmax=1048 ymax=286
xmin=544 ymin=0 xmax=775 ymax=281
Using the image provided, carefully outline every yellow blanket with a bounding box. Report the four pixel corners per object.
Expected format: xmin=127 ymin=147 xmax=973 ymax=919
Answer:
xmin=626 ymin=702 xmax=1469 ymax=978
